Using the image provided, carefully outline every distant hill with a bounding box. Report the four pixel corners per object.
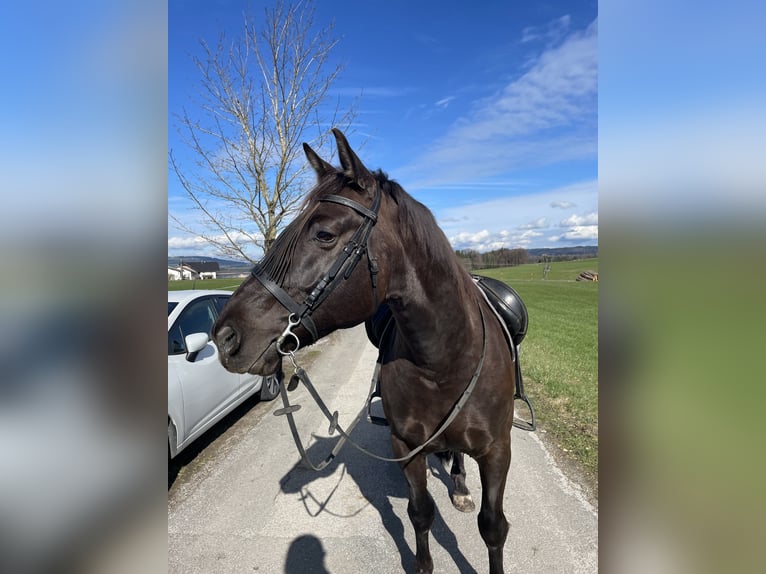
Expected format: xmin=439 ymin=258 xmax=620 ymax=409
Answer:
xmin=167 ymin=256 xmax=250 ymax=268
xmin=527 ymin=245 xmax=598 ymax=261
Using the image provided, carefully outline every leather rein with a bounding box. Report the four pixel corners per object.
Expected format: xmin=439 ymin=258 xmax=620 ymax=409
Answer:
xmin=276 ymin=307 xmax=486 ymax=471
xmin=251 ymin=186 xmax=488 ymax=471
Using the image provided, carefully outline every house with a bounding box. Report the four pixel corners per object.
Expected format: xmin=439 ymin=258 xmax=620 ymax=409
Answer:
xmin=168 ymin=261 xmax=220 ymax=280
xmin=188 ymin=261 xmax=219 ymax=279
xmin=168 ymin=267 xmax=183 ymax=281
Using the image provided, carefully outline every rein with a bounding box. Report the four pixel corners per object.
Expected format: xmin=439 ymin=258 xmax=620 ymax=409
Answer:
xmin=274 ymin=306 xmax=488 ymax=470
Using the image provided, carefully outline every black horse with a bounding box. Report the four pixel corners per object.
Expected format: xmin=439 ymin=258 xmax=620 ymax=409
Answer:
xmin=214 ymin=129 xmax=518 ymax=574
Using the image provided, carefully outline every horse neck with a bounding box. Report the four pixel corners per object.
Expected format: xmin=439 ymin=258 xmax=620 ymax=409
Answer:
xmin=387 ymin=258 xmax=482 ymax=371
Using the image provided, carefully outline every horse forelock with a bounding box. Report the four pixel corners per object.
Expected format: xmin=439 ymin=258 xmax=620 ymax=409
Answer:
xmin=256 ymin=172 xmax=353 ymax=286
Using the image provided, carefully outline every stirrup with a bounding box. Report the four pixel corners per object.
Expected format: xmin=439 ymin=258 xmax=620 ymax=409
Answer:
xmin=366 ymin=362 xmax=389 ymax=426
xmin=367 ymin=394 xmax=388 ymax=426
xmin=512 ymin=393 xmax=536 ymax=431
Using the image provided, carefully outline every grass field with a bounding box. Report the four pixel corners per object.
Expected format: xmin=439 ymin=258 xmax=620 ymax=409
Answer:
xmin=168 ymin=278 xmax=244 ymax=291
xmin=477 ymin=258 xmax=598 ymax=491
xmin=168 ymin=258 xmax=599 ymax=491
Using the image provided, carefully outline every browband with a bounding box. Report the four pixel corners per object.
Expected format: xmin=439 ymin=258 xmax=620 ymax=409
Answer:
xmin=319 ymin=194 xmax=378 ymax=222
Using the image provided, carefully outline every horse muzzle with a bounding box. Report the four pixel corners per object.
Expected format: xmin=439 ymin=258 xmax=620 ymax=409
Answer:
xmin=215 ymin=324 xmax=241 ymax=357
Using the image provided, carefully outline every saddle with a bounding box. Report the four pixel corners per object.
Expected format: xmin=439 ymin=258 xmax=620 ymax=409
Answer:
xmin=471 ymin=275 xmax=528 ymax=346
xmin=363 ymin=275 xmax=536 ymax=431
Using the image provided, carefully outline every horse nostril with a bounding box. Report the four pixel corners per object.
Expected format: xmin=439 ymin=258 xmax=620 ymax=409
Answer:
xmin=216 ymin=325 xmax=240 ymax=356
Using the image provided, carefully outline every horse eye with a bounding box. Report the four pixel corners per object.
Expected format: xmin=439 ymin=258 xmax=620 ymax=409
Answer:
xmin=315 ymin=230 xmax=335 ymax=243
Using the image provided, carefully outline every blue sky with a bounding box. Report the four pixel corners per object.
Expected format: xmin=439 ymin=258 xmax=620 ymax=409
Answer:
xmin=169 ymin=0 xmax=598 ymax=258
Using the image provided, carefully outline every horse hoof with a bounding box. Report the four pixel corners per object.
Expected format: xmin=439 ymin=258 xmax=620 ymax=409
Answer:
xmin=451 ymin=493 xmax=476 ymax=513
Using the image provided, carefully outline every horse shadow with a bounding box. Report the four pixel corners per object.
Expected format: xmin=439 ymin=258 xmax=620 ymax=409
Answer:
xmin=278 ymin=419 xmax=478 ymax=574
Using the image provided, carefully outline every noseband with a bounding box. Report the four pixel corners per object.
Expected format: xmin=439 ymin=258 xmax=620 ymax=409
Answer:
xmin=251 ymin=187 xmax=381 ymax=353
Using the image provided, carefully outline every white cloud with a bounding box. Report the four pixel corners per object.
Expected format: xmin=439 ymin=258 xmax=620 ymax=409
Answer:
xmin=400 ymin=18 xmax=597 ymax=188
xmin=520 ymin=217 xmax=548 ymax=229
xmin=451 ymin=230 xmax=489 ymax=247
xmin=168 ymin=230 xmax=261 ymax=252
xmin=449 ymin=228 xmax=546 ymax=251
xmin=521 ymin=15 xmax=571 ymax=45
xmin=435 ymin=96 xmax=456 ymax=108
xmin=560 ymin=211 xmax=598 ymax=226
xmin=551 ymin=200 xmax=576 ymax=209
xmin=167 ymin=236 xmax=208 ymax=249
xmin=552 ymin=225 xmax=598 ymax=242
xmin=437 ymin=180 xmax=597 ymax=251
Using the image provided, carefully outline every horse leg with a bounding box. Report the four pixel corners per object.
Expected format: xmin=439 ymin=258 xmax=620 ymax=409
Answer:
xmin=449 ymin=452 xmax=476 ymax=512
xmin=476 ymin=440 xmax=512 ymax=574
xmin=392 ymin=435 xmax=434 ymax=574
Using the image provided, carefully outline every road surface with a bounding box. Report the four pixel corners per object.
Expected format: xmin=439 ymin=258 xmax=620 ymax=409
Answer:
xmin=168 ymin=325 xmax=597 ymax=573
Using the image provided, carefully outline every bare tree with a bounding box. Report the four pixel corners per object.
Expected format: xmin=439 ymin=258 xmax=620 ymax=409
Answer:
xmin=170 ymin=0 xmax=357 ymax=261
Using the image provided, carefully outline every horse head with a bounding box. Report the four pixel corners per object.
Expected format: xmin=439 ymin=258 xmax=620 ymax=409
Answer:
xmin=213 ymin=129 xmax=393 ymax=376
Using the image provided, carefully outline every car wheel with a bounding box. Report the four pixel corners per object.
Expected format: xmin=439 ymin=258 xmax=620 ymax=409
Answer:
xmin=258 ymin=372 xmax=281 ymax=401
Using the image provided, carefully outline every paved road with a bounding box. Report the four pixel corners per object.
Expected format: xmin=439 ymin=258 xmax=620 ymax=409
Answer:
xmin=168 ymin=325 xmax=597 ymax=573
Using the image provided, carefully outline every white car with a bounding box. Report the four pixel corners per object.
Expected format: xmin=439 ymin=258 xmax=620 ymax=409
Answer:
xmin=168 ymin=290 xmax=280 ymax=459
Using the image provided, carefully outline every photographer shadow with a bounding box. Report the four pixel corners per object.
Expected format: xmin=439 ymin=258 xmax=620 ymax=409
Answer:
xmin=284 ymin=534 xmax=330 ymax=574
xmin=279 ymin=422 xmax=478 ymax=574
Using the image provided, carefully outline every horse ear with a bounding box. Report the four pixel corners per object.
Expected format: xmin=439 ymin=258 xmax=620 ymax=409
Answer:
xmin=332 ymin=128 xmax=374 ymax=191
xmin=303 ymin=142 xmax=336 ymax=181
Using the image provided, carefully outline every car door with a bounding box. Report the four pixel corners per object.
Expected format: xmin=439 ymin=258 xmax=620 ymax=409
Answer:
xmin=212 ymin=295 xmax=260 ymax=394
xmin=168 ymin=296 xmax=243 ymax=444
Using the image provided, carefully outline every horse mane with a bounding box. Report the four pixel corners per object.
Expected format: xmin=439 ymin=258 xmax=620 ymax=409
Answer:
xmin=371 ymin=170 xmax=469 ymax=284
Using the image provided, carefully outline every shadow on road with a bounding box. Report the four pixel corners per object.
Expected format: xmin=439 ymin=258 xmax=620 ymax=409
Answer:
xmin=285 ymin=534 xmax=330 ymax=574
xmin=278 ymin=422 xmax=479 ymax=574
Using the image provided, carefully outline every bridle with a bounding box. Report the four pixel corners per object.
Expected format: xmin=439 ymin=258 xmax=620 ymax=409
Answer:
xmin=249 ymin=182 xmax=491 ymax=471
xmin=250 ymin=186 xmax=381 ymax=354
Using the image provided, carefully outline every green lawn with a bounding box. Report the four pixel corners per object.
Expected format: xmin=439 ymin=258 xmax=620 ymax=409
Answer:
xmin=168 ymin=278 xmax=245 ymax=291
xmin=478 ymin=259 xmax=598 ymax=490
xmin=481 ymin=257 xmax=598 ymax=282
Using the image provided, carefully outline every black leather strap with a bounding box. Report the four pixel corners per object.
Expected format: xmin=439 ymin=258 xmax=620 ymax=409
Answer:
xmin=319 ymin=194 xmax=378 ymax=222
xmin=250 ymin=268 xmax=319 ymax=342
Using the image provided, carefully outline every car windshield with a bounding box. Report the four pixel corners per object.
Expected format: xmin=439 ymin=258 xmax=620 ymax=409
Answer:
xmin=168 ymin=302 xmax=178 ymax=316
